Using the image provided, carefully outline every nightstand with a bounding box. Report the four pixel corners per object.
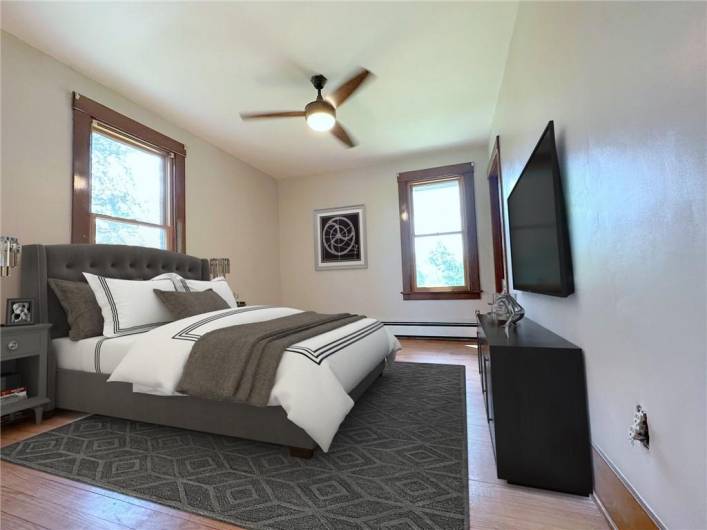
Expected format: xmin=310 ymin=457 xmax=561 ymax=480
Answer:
xmin=0 ymin=323 xmax=51 ymax=424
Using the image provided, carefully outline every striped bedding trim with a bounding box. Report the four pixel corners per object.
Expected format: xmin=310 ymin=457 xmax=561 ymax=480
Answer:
xmin=96 ymin=275 xmax=171 ymax=336
xmin=93 ymin=329 xmax=150 ymax=374
xmin=285 ymin=321 xmax=385 ymax=365
xmin=169 ymin=275 xmax=191 ymax=292
xmin=171 ymin=306 xmax=272 ymax=342
xmin=174 ymin=309 xmax=385 ymax=365
xmin=94 ymin=308 xmax=387 ymax=373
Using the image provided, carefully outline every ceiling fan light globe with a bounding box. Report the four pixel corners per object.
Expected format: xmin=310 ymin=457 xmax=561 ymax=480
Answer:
xmin=304 ymin=99 xmax=336 ymax=132
xmin=306 ymin=112 xmax=336 ymax=131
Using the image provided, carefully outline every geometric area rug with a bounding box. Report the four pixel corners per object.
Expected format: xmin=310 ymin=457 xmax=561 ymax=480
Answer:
xmin=1 ymin=362 xmax=468 ymax=529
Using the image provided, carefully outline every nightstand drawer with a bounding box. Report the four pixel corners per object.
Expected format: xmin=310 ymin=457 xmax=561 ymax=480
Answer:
xmin=2 ymin=332 xmax=40 ymax=358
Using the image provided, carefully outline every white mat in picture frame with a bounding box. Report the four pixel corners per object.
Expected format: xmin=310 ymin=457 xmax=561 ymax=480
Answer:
xmin=313 ymin=205 xmax=367 ymax=270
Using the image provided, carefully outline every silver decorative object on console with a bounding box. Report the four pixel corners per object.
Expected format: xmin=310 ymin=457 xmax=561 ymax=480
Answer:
xmin=209 ymin=258 xmax=230 ymax=279
xmin=490 ymin=292 xmax=510 ymax=321
xmin=493 ymin=280 xmax=525 ymax=329
xmin=0 ymin=236 xmax=21 ymax=277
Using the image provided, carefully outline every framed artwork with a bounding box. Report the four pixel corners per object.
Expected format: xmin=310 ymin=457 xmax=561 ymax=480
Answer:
xmin=313 ymin=205 xmax=367 ymax=270
xmin=5 ymin=298 xmax=34 ymax=326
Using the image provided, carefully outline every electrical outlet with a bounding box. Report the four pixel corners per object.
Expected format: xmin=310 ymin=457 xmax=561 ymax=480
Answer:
xmin=628 ymin=405 xmax=649 ymax=449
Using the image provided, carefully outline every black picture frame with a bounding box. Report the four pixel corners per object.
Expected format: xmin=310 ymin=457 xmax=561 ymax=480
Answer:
xmin=313 ymin=205 xmax=368 ymax=270
xmin=5 ymin=298 xmax=35 ymax=326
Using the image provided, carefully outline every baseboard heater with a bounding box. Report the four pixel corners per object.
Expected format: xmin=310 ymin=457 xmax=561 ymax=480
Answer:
xmin=382 ymin=321 xmax=477 ymax=339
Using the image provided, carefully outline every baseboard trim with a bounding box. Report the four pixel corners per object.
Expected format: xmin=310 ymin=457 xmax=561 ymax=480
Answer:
xmin=592 ymin=445 xmax=664 ymax=529
xmin=382 ymin=321 xmax=478 ymax=327
xmin=382 ymin=321 xmax=476 ymax=339
xmin=592 ymin=493 xmax=618 ymax=530
xmin=394 ymin=335 xmax=475 ymax=341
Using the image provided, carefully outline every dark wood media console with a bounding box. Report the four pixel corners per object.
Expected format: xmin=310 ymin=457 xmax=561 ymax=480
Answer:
xmin=477 ymin=313 xmax=592 ymax=495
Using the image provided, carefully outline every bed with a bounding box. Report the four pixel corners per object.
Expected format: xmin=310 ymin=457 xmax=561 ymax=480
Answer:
xmin=20 ymin=244 xmax=398 ymax=457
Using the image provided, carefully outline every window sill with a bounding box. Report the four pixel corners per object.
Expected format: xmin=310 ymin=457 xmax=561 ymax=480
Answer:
xmin=401 ymin=290 xmax=482 ymax=301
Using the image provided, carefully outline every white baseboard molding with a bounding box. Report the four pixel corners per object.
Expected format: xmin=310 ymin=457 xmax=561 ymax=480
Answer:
xmin=382 ymin=321 xmax=477 ymax=339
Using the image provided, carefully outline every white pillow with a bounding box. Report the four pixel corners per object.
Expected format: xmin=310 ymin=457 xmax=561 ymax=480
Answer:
xmin=83 ymin=273 xmax=178 ymax=337
xmin=152 ymin=273 xmax=237 ymax=307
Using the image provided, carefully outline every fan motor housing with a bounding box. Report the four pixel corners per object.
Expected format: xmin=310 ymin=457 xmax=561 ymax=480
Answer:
xmin=304 ymin=99 xmax=336 ymax=120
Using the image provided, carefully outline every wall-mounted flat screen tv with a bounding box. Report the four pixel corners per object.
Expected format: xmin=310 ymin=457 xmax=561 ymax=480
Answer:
xmin=507 ymin=121 xmax=574 ymax=297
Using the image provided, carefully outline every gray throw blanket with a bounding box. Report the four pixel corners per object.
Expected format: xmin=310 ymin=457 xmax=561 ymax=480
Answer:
xmin=176 ymin=311 xmax=364 ymax=406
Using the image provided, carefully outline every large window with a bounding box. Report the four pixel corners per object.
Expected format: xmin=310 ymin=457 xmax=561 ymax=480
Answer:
xmin=72 ymin=93 xmax=186 ymax=251
xmin=398 ymin=163 xmax=481 ymax=300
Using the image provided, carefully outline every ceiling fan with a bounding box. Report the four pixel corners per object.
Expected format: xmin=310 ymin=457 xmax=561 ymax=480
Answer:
xmin=240 ymin=68 xmax=373 ymax=148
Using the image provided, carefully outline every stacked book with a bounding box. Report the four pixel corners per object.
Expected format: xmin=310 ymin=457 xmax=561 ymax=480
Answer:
xmin=1 ymin=386 xmax=28 ymax=406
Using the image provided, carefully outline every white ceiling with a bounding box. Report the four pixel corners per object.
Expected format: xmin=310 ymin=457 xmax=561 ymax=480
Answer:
xmin=1 ymin=1 xmax=517 ymax=179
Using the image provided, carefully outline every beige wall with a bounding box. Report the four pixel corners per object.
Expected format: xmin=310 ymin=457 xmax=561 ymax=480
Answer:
xmin=0 ymin=31 xmax=281 ymax=314
xmin=490 ymin=2 xmax=706 ymax=527
xmin=278 ymin=146 xmax=495 ymax=322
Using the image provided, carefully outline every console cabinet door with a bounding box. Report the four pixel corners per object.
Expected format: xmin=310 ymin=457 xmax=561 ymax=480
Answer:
xmin=480 ymin=344 xmax=496 ymax=454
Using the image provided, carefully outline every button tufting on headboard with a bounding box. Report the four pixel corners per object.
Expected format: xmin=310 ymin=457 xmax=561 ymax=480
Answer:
xmin=20 ymin=244 xmax=210 ymax=339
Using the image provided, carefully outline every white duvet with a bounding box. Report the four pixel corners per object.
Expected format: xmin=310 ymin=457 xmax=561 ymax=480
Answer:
xmin=109 ymin=306 xmax=400 ymax=451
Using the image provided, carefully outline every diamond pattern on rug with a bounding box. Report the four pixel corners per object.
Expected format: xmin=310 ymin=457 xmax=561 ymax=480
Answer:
xmin=1 ymin=362 xmax=468 ymax=529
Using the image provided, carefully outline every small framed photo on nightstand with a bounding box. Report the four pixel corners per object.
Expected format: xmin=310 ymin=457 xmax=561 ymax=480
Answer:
xmin=5 ymin=298 xmax=34 ymax=326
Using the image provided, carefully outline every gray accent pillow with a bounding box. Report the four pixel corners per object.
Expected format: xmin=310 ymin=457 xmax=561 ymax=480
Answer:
xmin=153 ymin=289 xmax=229 ymax=320
xmin=48 ymin=278 xmax=104 ymax=341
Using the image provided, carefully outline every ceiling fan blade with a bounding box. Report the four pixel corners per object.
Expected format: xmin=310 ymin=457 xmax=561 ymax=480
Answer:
xmin=331 ymin=122 xmax=356 ymax=148
xmin=328 ymin=68 xmax=373 ymax=108
xmin=240 ymin=111 xmax=305 ymax=120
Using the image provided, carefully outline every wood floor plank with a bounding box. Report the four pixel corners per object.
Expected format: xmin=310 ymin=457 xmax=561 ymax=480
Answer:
xmin=1 ymin=464 xmax=223 ymax=530
xmin=0 ymin=512 xmax=51 ymax=530
xmin=468 ymin=480 xmax=608 ymax=530
xmin=2 ymin=487 xmax=131 ymax=530
xmin=0 ymin=337 xmax=606 ymax=529
xmin=1 ymin=462 xmax=241 ymax=530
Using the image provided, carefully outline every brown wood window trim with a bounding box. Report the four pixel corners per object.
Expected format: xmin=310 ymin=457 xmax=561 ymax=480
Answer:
xmin=487 ymin=136 xmax=507 ymax=294
xmin=71 ymin=92 xmax=187 ymax=252
xmin=398 ymin=162 xmax=481 ymax=301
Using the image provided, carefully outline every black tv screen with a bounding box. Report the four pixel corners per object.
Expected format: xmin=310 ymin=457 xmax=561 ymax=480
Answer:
xmin=507 ymin=121 xmax=574 ymax=297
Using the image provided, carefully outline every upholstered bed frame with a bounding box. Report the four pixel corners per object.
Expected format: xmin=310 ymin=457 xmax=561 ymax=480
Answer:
xmin=20 ymin=244 xmax=384 ymax=456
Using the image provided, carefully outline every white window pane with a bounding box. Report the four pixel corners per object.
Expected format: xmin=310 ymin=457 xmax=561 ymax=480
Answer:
xmin=95 ymin=217 xmax=167 ymax=250
xmin=90 ymin=131 xmax=166 ymax=225
xmin=412 ymin=179 xmax=462 ymax=235
xmin=415 ymin=234 xmax=465 ymax=288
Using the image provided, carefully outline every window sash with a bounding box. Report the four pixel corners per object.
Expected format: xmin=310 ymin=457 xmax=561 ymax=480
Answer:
xmin=89 ymin=125 xmax=174 ymax=250
xmin=409 ymin=176 xmax=470 ymax=292
xmin=91 ymin=213 xmax=173 ymax=235
xmin=411 ymin=177 xmax=464 ymax=236
xmin=92 ymin=214 xmax=171 ymax=250
xmin=89 ymin=125 xmax=173 ymax=228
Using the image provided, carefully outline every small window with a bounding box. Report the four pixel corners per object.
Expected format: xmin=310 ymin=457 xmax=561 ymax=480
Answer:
xmin=91 ymin=127 xmax=171 ymax=249
xmin=398 ymin=163 xmax=481 ymax=300
xmin=72 ymin=93 xmax=186 ymax=251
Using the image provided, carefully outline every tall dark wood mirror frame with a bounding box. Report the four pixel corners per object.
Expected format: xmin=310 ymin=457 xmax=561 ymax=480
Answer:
xmin=487 ymin=136 xmax=508 ymax=294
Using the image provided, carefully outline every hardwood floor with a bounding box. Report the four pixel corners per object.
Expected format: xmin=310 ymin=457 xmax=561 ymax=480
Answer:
xmin=0 ymin=338 xmax=608 ymax=529
xmin=396 ymin=339 xmax=608 ymax=529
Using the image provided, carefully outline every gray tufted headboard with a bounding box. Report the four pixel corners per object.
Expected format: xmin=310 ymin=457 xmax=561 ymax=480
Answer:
xmin=20 ymin=244 xmax=210 ymax=338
